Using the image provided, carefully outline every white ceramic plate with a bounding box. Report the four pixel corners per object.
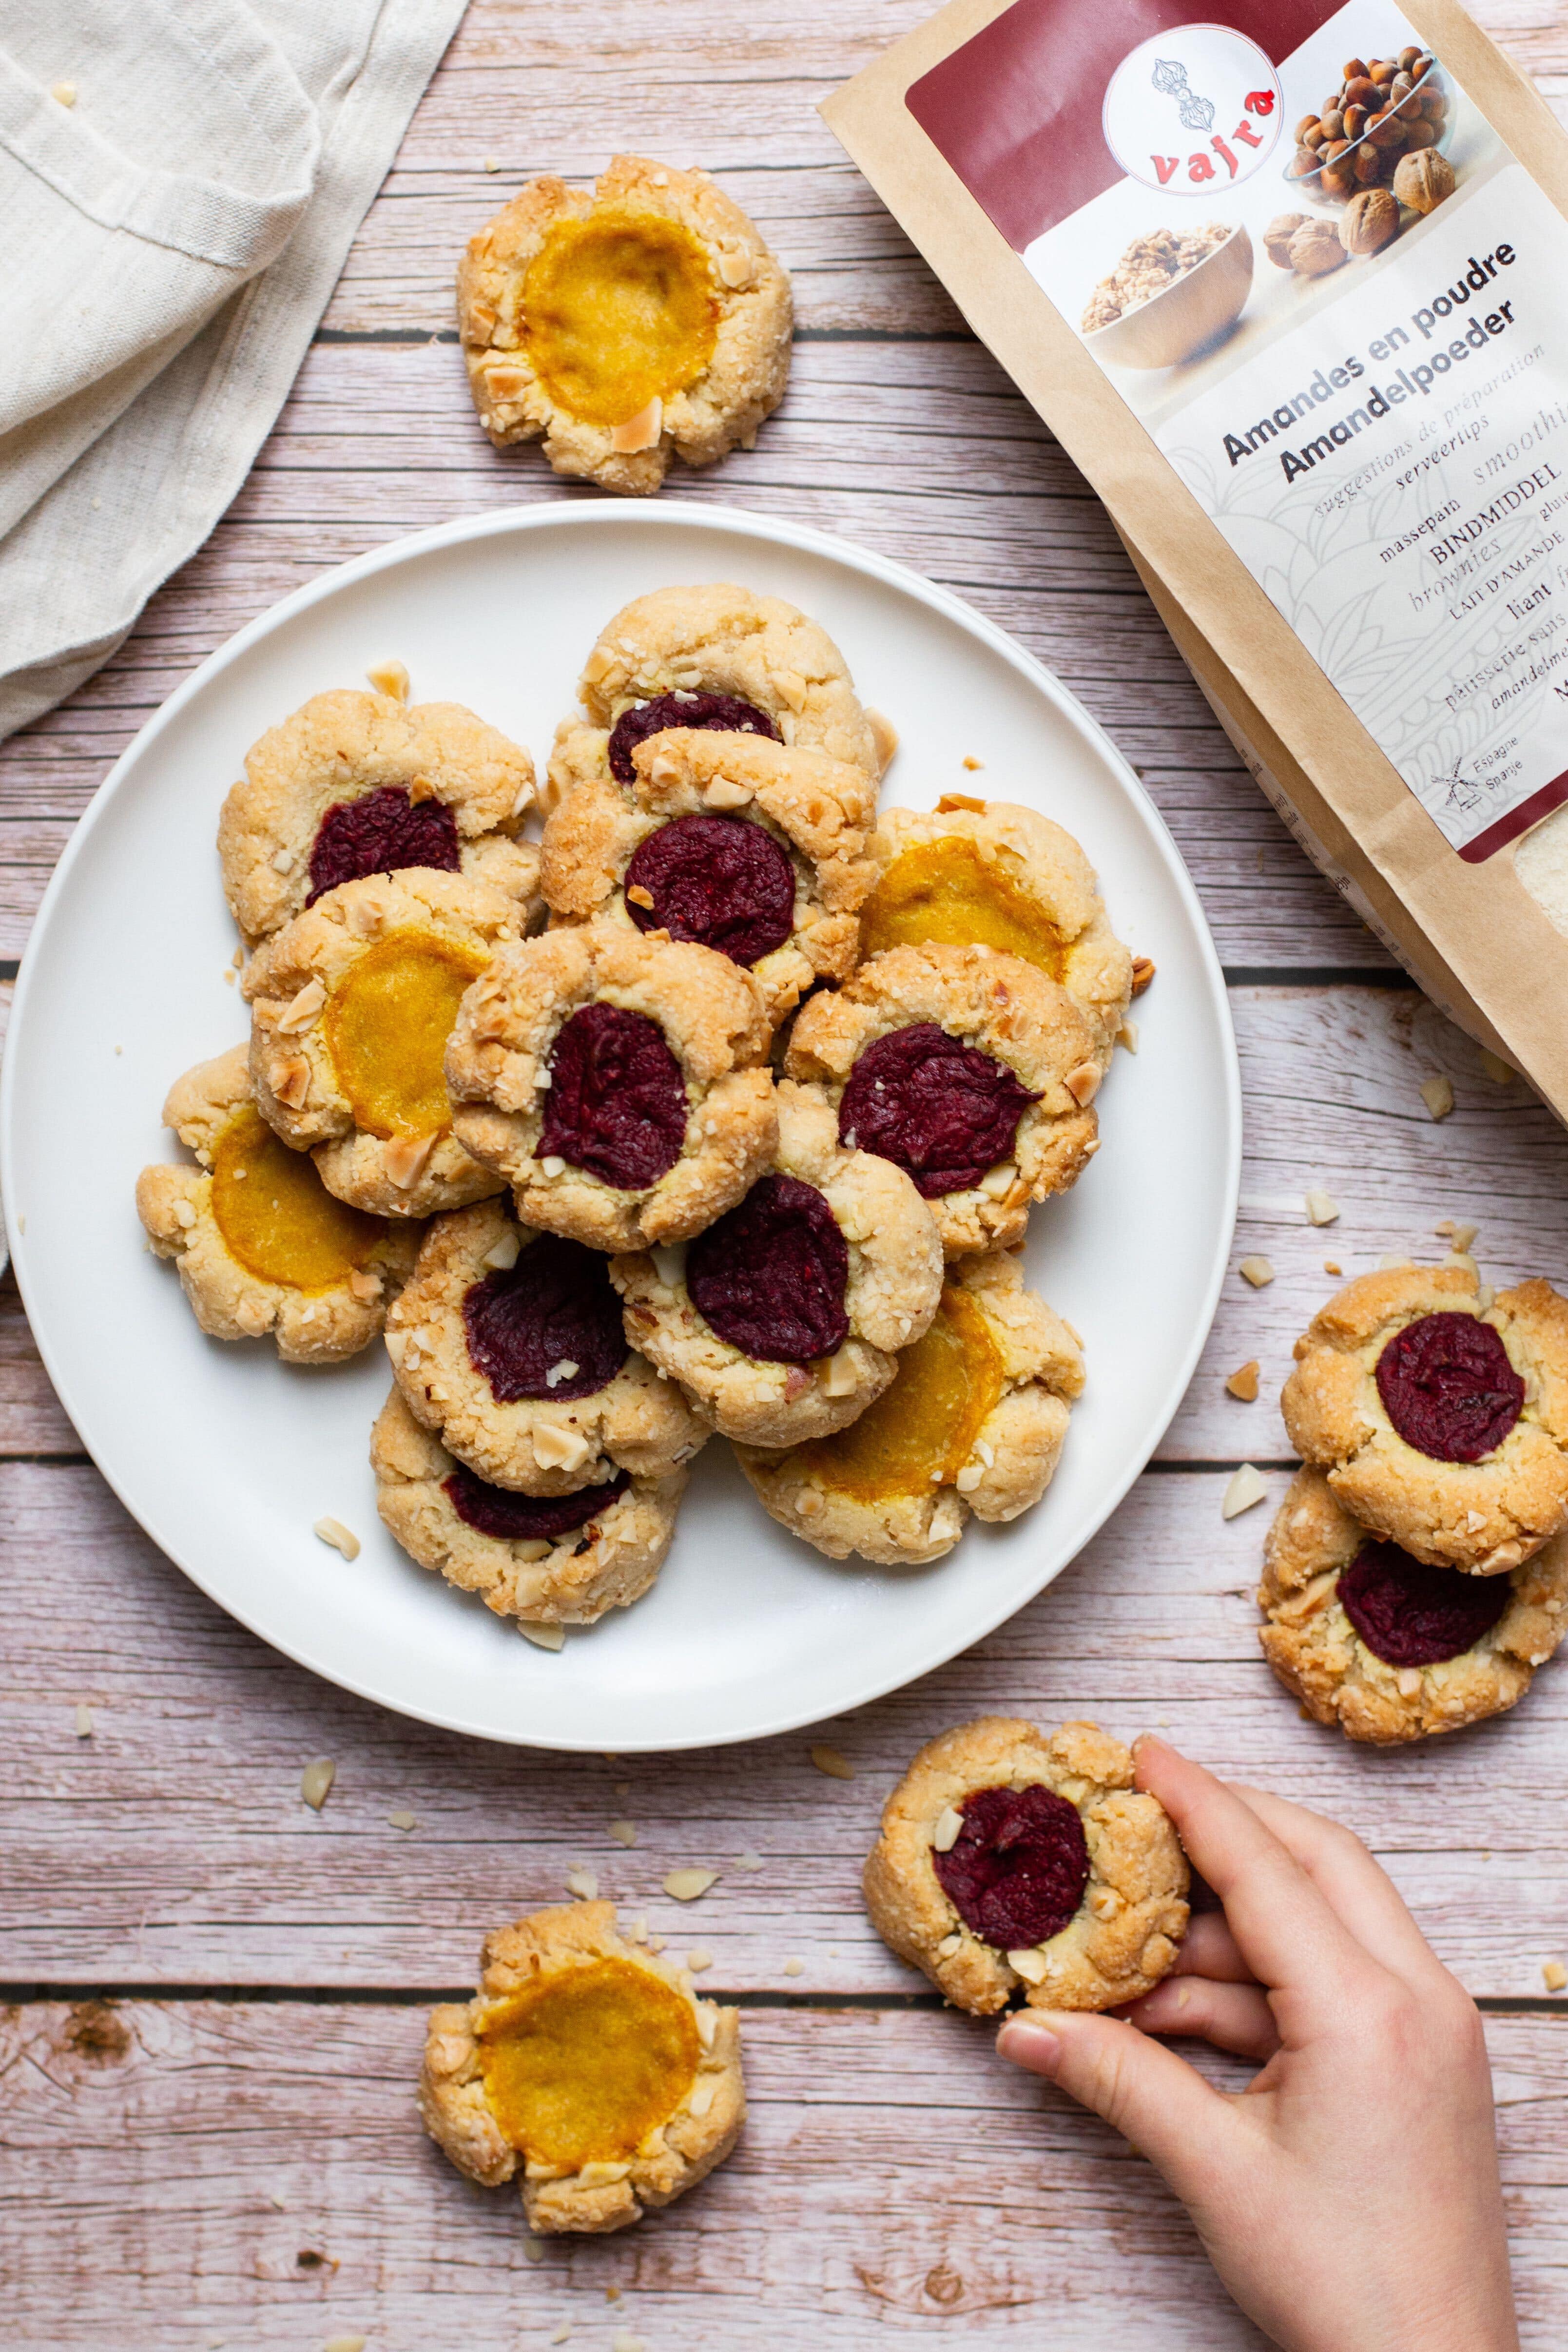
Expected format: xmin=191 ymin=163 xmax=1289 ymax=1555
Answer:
xmin=1 ymin=503 xmax=1239 ymax=1751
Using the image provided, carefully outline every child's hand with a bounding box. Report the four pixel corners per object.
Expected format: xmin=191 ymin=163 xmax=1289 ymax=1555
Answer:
xmin=996 ymin=1739 xmax=1517 ymax=2352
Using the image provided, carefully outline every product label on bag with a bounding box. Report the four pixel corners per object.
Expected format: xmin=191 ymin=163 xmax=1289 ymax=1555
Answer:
xmin=909 ymin=0 xmax=1568 ymax=860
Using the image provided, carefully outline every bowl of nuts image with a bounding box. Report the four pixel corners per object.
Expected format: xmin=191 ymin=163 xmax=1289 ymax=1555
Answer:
xmin=1080 ymin=221 xmax=1254 ymax=370
xmin=1286 ymin=44 xmax=1451 ymax=207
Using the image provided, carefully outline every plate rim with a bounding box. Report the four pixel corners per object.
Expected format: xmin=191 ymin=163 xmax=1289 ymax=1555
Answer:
xmin=0 ymin=498 xmax=1241 ymax=1750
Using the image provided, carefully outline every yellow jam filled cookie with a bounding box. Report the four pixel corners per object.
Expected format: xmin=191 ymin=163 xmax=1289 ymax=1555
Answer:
xmin=524 ymin=210 xmax=718 ymax=427
xmin=863 ymin=834 xmax=1064 ymax=975
xmin=793 ymin=1281 xmax=1002 ymax=1506
xmin=246 ymin=869 xmax=519 ymax=1219
xmin=861 ymin=801 xmax=1133 ymax=1068
xmin=736 ymin=1249 xmax=1084 ymax=1563
xmin=136 ymin=1045 xmax=417 ymax=1363
xmin=421 ymin=1902 xmax=744 ymax=2234
xmin=209 ymin=1105 xmax=382 ymax=1289
xmin=478 ymin=1955 xmax=699 ymax=2170
xmin=459 ymin=155 xmax=792 ymax=495
xmin=323 ymin=930 xmax=490 ymax=1140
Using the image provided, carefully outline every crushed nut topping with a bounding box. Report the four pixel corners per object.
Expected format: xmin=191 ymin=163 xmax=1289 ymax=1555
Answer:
xmin=1225 ymin=1360 xmax=1260 ymax=1402
xmin=300 ymin=1758 xmax=336 ymax=1810
xmin=810 ymin=1744 xmax=855 ymax=1780
xmin=313 ymin=1516 xmax=361 ymax=1561
xmin=1239 ymin=1255 xmax=1275 ymax=1287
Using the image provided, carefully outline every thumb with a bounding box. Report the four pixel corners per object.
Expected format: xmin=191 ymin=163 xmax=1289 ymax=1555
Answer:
xmin=997 ymin=2010 xmax=1229 ymax=2183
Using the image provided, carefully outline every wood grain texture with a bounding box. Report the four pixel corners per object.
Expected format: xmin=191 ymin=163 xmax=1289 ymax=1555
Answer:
xmin=7 ymin=1455 xmax=1568 ymax=1993
xmin=6 ymin=986 xmax=1563 ymax=1465
xmin=2 ymin=2 xmax=1568 ymax=2337
xmin=0 ymin=1999 xmax=1563 ymax=2349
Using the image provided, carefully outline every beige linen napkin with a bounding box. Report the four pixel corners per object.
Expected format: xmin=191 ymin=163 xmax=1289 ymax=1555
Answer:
xmin=0 ymin=0 xmax=467 ymax=741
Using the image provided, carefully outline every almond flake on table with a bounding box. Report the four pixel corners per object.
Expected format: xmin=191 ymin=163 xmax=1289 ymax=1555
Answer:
xmin=963 ymin=755 xmax=985 ymax=770
xmin=1238 ymin=1255 xmax=1274 ymax=1287
xmin=323 ymin=2338 xmax=368 ymax=2352
xmin=1421 ymin=1075 xmax=1455 ymax=1120
xmin=612 ymin=2333 xmax=645 ymax=2352
xmin=735 ymin=1848 xmax=764 ymax=1872
xmin=51 ymin=80 xmax=76 ymax=105
xmin=267 ymin=2190 xmax=288 ymax=2211
xmin=522 ymin=2236 xmax=546 ymax=2264
xmin=663 ymin=1868 xmax=718 ymax=1902
xmin=782 ymin=1956 xmax=804 ymax=1976
xmin=1304 ymin=1188 xmax=1339 ymax=1225
xmin=608 ymin=1819 xmax=637 ymax=1848
xmin=74 ymin=1704 xmax=93 ymax=1738
xmin=300 ymin=1759 xmax=335 ymax=1811
xmin=1544 ymin=1960 xmax=1567 ymax=1992
xmin=565 ymin=1868 xmax=599 ymax=1901
xmin=1324 ymin=1259 xmax=1343 ymax=1275
xmin=313 ymin=1517 xmax=360 ymax=1561
xmin=388 ymin=1811 xmax=416 ymax=1832
xmin=551 ymin=2329 xmax=572 ymax=2346
xmin=1222 ymin=1465 xmax=1268 ymax=1520
xmin=686 ymin=1948 xmax=713 ymax=1971
xmin=810 ymin=1744 xmax=855 ymax=1780
xmin=1225 ymin=1360 xmax=1260 ymax=1402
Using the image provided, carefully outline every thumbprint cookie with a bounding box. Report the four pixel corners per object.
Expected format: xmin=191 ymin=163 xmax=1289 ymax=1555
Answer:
xmin=136 ymin=1044 xmax=417 ymax=1362
xmin=218 ymin=686 xmax=537 ymax=948
xmin=1259 ymin=1465 xmax=1568 ymax=1742
xmin=612 ymin=1079 xmax=942 ymax=1447
xmin=864 ymin=1716 xmax=1188 ymax=2015
xmin=420 ymin=1901 xmax=743 ymax=2230
xmin=1281 ymin=1263 xmax=1568 ymax=1574
xmin=458 ymin=154 xmax=792 ymax=495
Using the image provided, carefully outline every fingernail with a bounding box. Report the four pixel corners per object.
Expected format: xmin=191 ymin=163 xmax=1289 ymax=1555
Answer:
xmin=996 ymin=2017 xmax=1062 ymax=2073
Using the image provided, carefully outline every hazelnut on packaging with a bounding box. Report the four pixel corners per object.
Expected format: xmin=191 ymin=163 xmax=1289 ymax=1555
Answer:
xmin=1340 ymin=187 xmax=1400 ymax=256
xmin=1265 ymin=213 xmax=1310 ymax=268
xmin=1394 ymin=148 xmax=1456 ymax=213
xmin=1289 ymin=219 xmax=1349 ymax=277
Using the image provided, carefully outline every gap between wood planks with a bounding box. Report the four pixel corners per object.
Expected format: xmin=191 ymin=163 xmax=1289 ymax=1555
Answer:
xmin=0 ymin=1980 xmax=1560 ymax=2014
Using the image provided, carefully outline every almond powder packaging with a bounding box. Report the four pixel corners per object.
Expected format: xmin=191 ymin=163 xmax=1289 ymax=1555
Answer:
xmin=824 ymin=0 xmax=1568 ymax=1101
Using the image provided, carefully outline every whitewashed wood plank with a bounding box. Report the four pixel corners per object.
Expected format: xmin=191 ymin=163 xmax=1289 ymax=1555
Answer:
xmin=2 ymin=985 xmax=1549 ymax=1463
xmin=6 ymin=1455 xmax=1568 ymax=1993
xmin=0 ymin=1999 xmax=1561 ymax=2349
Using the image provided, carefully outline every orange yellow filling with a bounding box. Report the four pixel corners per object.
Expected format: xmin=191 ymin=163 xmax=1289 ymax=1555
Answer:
xmin=523 ymin=209 xmax=718 ymax=427
xmin=861 ymin=836 xmax=1065 ymax=978
xmin=323 ymin=929 xmax=489 ymax=1140
xmin=211 ymin=1107 xmax=382 ymax=1291
xmin=477 ymin=1957 xmax=700 ymax=2169
xmin=792 ymin=1284 xmax=1005 ymax=1505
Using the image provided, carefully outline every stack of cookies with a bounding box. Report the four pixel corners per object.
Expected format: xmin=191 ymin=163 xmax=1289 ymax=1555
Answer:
xmin=137 ymin=582 xmax=1137 ymax=1641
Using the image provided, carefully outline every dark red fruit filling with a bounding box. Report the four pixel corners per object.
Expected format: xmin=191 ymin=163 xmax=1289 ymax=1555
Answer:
xmin=462 ymin=1234 xmax=628 ymax=1403
xmin=538 ymin=1002 xmax=688 ymax=1190
xmin=1338 ymin=1540 xmax=1510 ymax=1667
xmin=624 ymin=813 xmax=795 ymax=967
xmin=686 ymin=1174 xmax=850 ymax=1363
xmin=607 ymin=691 xmax=779 ymax=784
xmin=1375 ymin=1311 xmax=1525 ymax=1464
xmin=932 ymin=1784 xmax=1090 ymax=1951
xmin=306 ymin=785 xmax=460 ymax=904
xmin=442 ymin=1463 xmax=629 ymax=1542
xmin=837 ymin=1022 xmax=1039 ymax=1199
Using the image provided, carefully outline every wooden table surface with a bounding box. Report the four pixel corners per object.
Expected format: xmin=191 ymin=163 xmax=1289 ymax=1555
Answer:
xmin=5 ymin=5 xmax=1568 ymax=2345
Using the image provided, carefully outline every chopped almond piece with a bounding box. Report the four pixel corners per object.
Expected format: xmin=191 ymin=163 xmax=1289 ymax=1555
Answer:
xmin=1225 ymin=1360 xmax=1260 ymax=1402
